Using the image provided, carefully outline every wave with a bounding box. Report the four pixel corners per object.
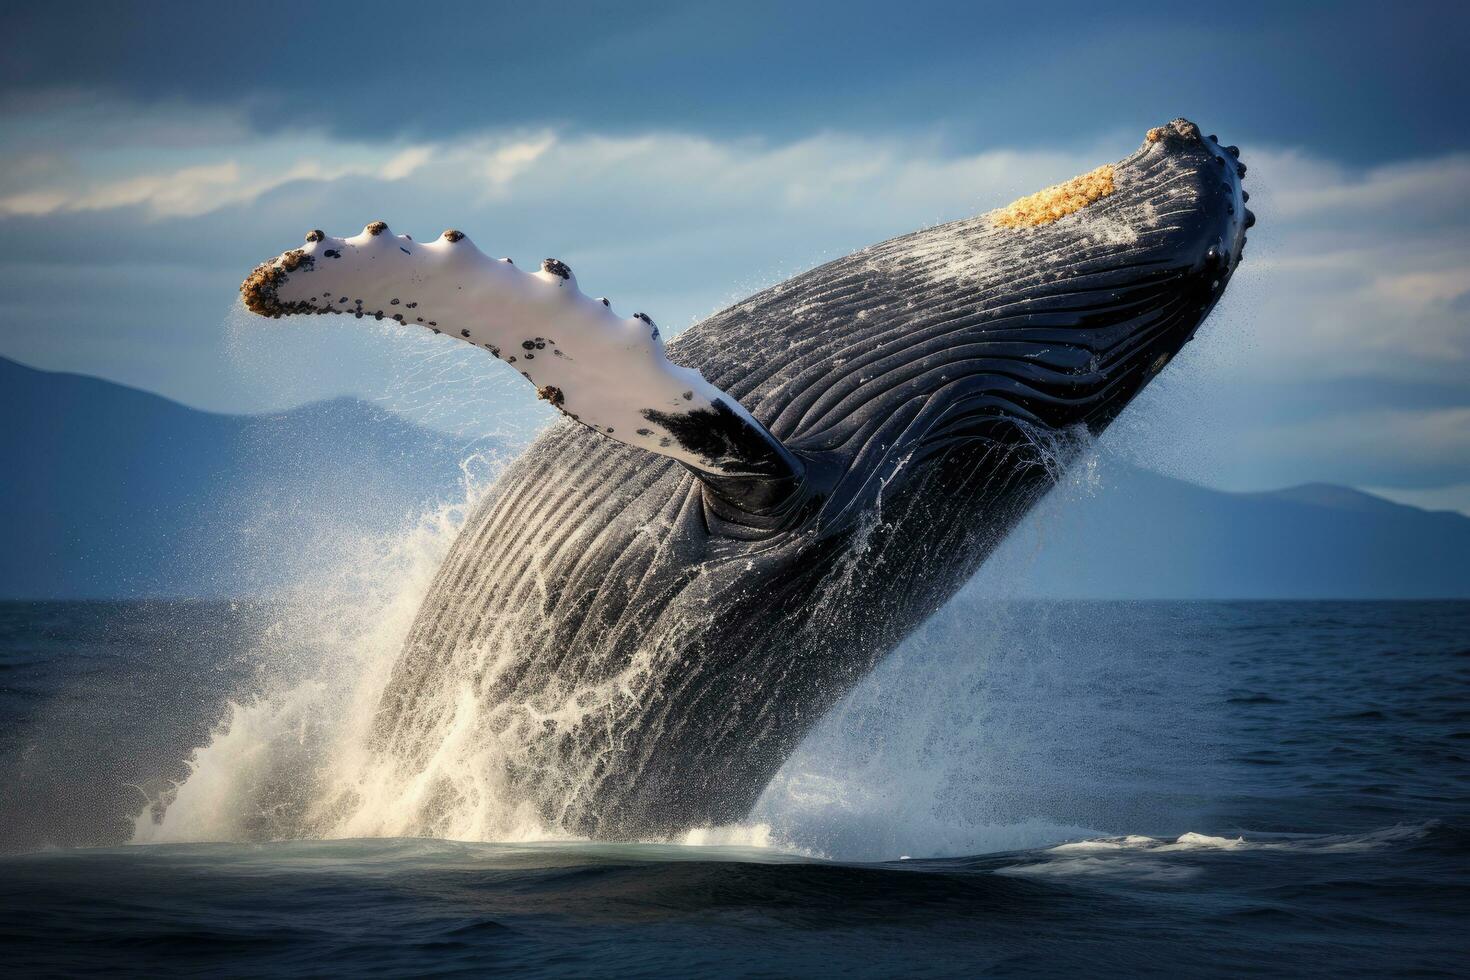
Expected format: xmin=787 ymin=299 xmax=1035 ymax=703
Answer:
xmin=994 ymin=823 xmax=1439 ymax=881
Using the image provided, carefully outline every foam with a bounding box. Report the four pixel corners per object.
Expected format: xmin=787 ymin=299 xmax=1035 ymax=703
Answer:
xmin=994 ymin=824 xmax=1433 ymax=880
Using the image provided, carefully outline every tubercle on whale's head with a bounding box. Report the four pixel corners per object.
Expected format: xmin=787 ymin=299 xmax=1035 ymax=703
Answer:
xmin=1122 ymin=117 xmax=1253 ymax=353
xmin=1152 ymin=119 xmax=1249 ymax=258
xmin=1136 ymin=117 xmax=1253 ymax=276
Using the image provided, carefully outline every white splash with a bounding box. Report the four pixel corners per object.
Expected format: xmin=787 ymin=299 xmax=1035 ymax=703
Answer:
xmin=994 ymin=824 xmax=1433 ymax=881
xmin=131 ymin=460 xmax=555 ymax=844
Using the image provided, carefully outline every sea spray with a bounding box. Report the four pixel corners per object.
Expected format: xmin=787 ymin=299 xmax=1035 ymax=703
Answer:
xmin=752 ymin=588 xmax=1220 ymax=861
xmin=133 ymin=455 xmax=511 ymax=843
xmin=131 ymin=446 xmax=689 ymax=845
xmin=135 ymin=304 xmax=568 ymax=843
xmin=222 ymin=301 xmax=551 ymax=446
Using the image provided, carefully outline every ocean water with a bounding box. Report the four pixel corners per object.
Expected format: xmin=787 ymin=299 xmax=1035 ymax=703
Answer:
xmin=0 ymin=598 xmax=1466 ymax=976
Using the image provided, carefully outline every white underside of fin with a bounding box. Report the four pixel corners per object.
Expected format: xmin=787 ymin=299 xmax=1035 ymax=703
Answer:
xmin=243 ymin=224 xmax=770 ymax=474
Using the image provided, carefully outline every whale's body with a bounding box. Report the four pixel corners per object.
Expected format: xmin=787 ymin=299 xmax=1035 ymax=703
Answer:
xmin=377 ymin=247 xmax=1070 ymax=838
xmin=245 ymin=120 xmax=1251 ymax=838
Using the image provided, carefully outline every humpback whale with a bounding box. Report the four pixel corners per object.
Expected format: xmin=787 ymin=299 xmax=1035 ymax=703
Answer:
xmin=243 ymin=119 xmax=1251 ymax=838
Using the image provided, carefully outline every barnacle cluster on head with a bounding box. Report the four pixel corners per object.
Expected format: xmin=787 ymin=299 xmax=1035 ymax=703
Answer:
xmin=991 ymin=164 xmax=1116 ymax=229
xmin=240 ymin=249 xmax=316 ymax=317
xmin=1145 ymin=118 xmax=1202 ymax=145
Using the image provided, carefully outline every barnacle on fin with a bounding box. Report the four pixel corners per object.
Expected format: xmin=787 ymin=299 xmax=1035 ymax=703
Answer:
xmin=240 ymin=249 xmax=315 ymax=316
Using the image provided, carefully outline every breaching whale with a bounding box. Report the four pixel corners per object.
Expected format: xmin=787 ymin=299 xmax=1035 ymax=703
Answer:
xmin=243 ymin=119 xmax=1251 ymax=838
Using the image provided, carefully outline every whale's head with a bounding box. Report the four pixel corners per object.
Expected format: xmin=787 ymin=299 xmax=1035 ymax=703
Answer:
xmin=734 ymin=118 xmax=1251 ymax=544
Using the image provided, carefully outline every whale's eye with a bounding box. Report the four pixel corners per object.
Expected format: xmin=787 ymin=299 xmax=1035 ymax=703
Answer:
xmin=992 ymin=164 xmax=1116 ymax=229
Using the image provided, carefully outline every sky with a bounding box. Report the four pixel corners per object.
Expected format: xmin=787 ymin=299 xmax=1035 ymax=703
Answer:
xmin=3 ymin=0 xmax=1468 ymax=510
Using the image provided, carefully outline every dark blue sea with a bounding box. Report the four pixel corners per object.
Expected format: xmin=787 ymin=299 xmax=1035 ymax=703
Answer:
xmin=0 ymin=599 xmax=1466 ymax=977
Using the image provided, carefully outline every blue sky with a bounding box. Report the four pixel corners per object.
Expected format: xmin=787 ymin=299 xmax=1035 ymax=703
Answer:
xmin=3 ymin=1 xmax=1468 ymax=510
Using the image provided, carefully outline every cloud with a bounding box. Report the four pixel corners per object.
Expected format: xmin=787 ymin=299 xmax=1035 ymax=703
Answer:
xmin=0 ymin=102 xmax=1466 ymax=506
xmin=1260 ymin=151 xmax=1470 ymax=225
xmin=1240 ymin=406 xmax=1470 ymax=487
xmin=1365 ymin=481 xmax=1470 ymax=516
xmin=1229 ymin=150 xmax=1470 ymax=383
xmin=0 ymin=107 xmax=1093 ymax=232
xmin=0 ymin=155 xmax=419 ymax=219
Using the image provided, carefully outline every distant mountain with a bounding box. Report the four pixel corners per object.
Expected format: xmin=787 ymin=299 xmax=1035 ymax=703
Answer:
xmin=973 ymin=460 xmax=1470 ymax=599
xmin=3 ymin=357 xmax=1467 ymax=599
xmin=0 ymin=357 xmax=480 ymax=598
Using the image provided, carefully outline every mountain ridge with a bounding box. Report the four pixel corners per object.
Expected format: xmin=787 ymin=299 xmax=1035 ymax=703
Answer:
xmin=1 ymin=356 xmax=482 ymax=598
xmin=3 ymin=357 xmax=1467 ymax=599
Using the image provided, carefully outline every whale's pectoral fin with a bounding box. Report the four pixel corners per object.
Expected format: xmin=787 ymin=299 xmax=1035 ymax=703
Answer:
xmin=242 ymin=224 xmax=805 ymax=513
